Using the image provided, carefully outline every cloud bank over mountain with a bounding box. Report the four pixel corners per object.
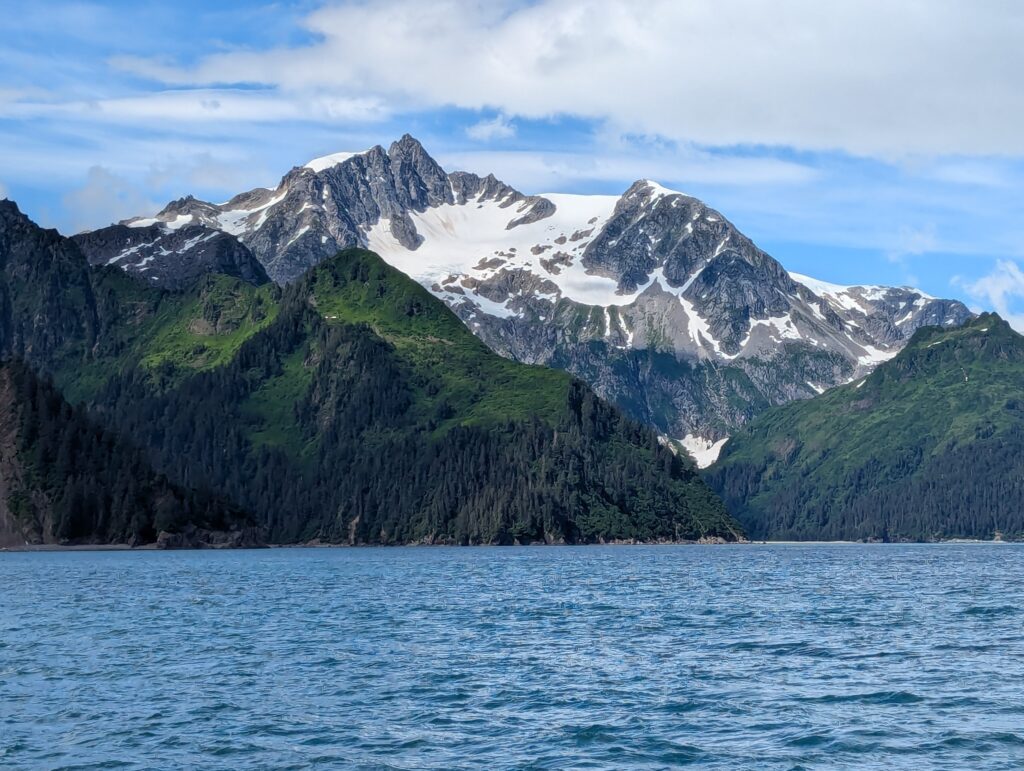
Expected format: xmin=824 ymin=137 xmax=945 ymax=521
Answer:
xmin=110 ymin=0 xmax=1024 ymax=157
xmin=3 ymin=0 xmax=1024 ymax=324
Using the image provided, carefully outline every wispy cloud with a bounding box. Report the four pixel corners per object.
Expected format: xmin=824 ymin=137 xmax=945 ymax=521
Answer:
xmin=957 ymin=260 xmax=1024 ymax=331
xmin=926 ymin=160 xmax=1014 ymax=188
xmin=7 ymin=89 xmax=388 ymax=125
xmin=438 ymin=146 xmax=819 ymax=193
xmin=888 ymin=225 xmax=938 ymax=260
xmin=466 ymin=114 xmax=516 ymax=141
xmin=884 ymin=224 xmax=938 ymax=284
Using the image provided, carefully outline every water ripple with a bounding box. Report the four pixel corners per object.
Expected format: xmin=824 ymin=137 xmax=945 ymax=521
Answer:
xmin=3 ymin=544 xmax=1024 ymax=769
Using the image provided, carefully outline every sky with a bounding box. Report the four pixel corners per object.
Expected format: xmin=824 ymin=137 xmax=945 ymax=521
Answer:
xmin=2 ymin=0 xmax=1024 ymax=326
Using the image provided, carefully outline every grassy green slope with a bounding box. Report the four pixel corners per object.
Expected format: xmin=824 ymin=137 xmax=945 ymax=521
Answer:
xmin=228 ymin=251 xmax=580 ymax=459
xmin=308 ymin=250 xmax=572 ymax=426
xmin=56 ymin=249 xmax=570 ymax=431
xmin=134 ymin=276 xmax=279 ymax=373
xmin=706 ymin=313 xmax=1024 ymax=541
xmin=58 ymin=273 xmax=279 ymax=403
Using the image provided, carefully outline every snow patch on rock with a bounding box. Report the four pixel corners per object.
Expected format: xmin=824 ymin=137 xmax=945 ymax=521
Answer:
xmin=304 ymin=150 xmax=367 ymax=173
xmin=680 ymin=434 xmax=729 ymax=468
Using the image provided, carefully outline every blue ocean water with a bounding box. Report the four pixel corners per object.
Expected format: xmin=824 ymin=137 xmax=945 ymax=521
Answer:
xmin=2 ymin=544 xmax=1024 ymax=769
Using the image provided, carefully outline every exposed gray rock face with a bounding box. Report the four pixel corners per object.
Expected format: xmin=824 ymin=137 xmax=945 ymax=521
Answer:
xmin=123 ymin=135 xmax=556 ymax=284
xmin=73 ymin=222 xmax=269 ymax=290
xmin=583 ymin=180 xmax=711 ymax=289
xmin=123 ymin=138 xmax=974 ymax=451
xmin=448 ymin=171 xmax=557 ymax=228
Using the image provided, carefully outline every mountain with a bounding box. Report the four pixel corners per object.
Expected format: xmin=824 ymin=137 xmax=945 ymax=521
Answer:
xmin=0 ymin=199 xmax=256 ymax=404
xmin=0 ymin=359 xmax=254 ymax=548
xmin=72 ymin=220 xmax=269 ymax=290
xmin=0 ymin=198 xmax=126 ymax=379
xmin=0 ymin=201 xmax=741 ymax=545
xmin=124 ymin=135 xmax=972 ymax=458
xmin=705 ymin=314 xmax=1024 ymax=542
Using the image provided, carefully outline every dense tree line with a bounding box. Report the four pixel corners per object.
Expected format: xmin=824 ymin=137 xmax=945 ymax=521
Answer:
xmin=1 ymin=203 xmax=739 ymax=546
xmin=1 ymin=361 xmax=247 ymax=545
xmin=708 ymin=427 xmax=1024 ymax=541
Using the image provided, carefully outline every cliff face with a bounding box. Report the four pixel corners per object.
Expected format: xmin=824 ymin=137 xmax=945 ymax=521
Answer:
xmin=72 ymin=222 xmax=269 ymax=291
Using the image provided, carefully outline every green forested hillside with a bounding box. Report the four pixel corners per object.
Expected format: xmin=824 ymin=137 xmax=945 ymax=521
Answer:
xmin=706 ymin=314 xmax=1024 ymax=541
xmin=91 ymin=250 xmax=739 ymax=544
xmin=0 ymin=202 xmax=740 ymax=545
xmin=0 ymin=361 xmax=250 ymax=547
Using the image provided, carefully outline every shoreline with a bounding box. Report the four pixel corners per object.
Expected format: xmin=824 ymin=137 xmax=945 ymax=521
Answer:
xmin=1 ymin=539 xmax=1017 ymax=553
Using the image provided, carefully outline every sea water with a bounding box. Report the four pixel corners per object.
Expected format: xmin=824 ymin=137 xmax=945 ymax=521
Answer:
xmin=3 ymin=544 xmax=1024 ymax=769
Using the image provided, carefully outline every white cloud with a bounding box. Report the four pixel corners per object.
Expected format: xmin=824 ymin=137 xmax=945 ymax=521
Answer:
xmin=61 ymin=166 xmax=160 ymax=233
xmin=926 ymin=161 xmax=1013 ymax=189
xmin=0 ymin=87 xmax=46 ymax=106
xmin=8 ymin=89 xmax=388 ymax=126
xmin=112 ymin=0 xmax=1024 ymax=158
xmin=144 ymin=153 xmax=273 ymax=196
xmin=438 ymin=147 xmax=818 ymax=194
xmin=466 ymin=114 xmax=516 ymax=141
xmin=959 ymin=260 xmax=1024 ymax=331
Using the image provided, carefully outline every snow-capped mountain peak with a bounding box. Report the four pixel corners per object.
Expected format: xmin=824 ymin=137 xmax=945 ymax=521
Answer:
xmin=105 ymin=135 xmax=972 ymax=447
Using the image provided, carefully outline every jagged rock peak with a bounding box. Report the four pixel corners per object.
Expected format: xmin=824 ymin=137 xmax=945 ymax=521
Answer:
xmin=386 ymin=134 xmax=453 ymax=210
xmin=0 ymin=198 xmax=28 ymax=224
xmin=388 ymin=133 xmax=429 ymax=158
xmin=0 ymin=199 xmax=70 ymax=243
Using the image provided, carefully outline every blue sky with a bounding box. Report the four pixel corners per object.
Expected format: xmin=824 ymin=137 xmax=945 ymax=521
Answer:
xmin=3 ymin=0 xmax=1024 ymax=325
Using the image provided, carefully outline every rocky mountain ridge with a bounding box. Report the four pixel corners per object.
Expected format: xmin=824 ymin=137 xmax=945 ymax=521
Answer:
xmin=105 ymin=136 xmax=973 ymax=453
xmin=72 ymin=221 xmax=269 ymax=290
